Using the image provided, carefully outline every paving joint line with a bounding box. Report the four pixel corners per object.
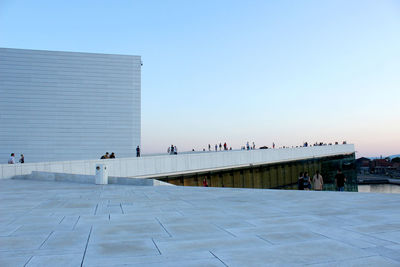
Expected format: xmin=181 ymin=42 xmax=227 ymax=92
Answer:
xmin=72 ymin=216 xmax=80 ymax=230
xmin=312 ymin=254 xmax=392 ymax=266
xmin=358 ymin=231 xmax=400 ymax=245
xmin=243 ymin=220 xmax=257 ymax=227
xmin=308 ymin=230 xmax=380 ymax=250
xmin=381 ymin=254 xmax=400 ymax=264
xmin=256 ymin=235 xmax=275 ymax=245
xmin=155 ymin=217 xmax=172 ymax=237
xmin=142 ymin=192 xmax=151 ymax=200
xmin=213 ymin=224 xmax=237 ymax=237
xmin=181 ymin=199 xmax=196 ymax=207
xmin=175 ymin=210 xmax=185 ymax=216
xmin=39 ymin=231 xmax=54 ymax=249
xmin=152 ymin=238 xmax=162 ymax=255
xmin=58 ymin=216 xmax=66 ymax=224
xmin=8 ymin=225 xmax=23 ymax=236
xmin=80 ymin=226 xmax=93 ymax=267
xmin=209 ymin=251 xmax=228 ymax=267
xmin=333 ymin=227 xmax=399 ymax=246
xmin=309 ymin=230 xmax=341 ymax=242
xmin=23 ymin=256 xmax=33 ymax=267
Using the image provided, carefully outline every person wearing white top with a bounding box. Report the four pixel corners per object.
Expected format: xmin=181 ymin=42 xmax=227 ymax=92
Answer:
xmin=8 ymin=153 xmax=15 ymax=164
xmin=313 ymin=170 xmax=324 ymax=191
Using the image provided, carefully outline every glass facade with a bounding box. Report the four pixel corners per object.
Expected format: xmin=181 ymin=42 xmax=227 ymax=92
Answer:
xmin=159 ymin=153 xmax=357 ymax=192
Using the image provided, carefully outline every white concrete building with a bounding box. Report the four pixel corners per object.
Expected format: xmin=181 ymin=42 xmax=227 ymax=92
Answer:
xmin=0 ymin=48 xmax=141 ymax=163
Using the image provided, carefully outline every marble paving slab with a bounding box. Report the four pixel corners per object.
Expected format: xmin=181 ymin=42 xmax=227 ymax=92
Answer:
xmin=0 ymin=179 xmax=399 ymax=266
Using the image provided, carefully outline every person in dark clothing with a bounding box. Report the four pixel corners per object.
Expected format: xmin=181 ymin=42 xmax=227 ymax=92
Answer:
xmin=100 ymin=152 xmax=109 ymax=159
xmin=335 ymin=169 xmax=346 ymax=191
xmin=303 ymin=172 xmax=311 ymax=190
xmin=136 ymin=146 xmax=140 ymax=157
xmin=298 ymin=172 xmax=304 ymax=190
xmin=203 ymin=178 xmax=208 ymax=187
xmin=19 ymin=154 xmax=24 ymax=163
xmin=110 ymin=152 xmax=115 ymax=159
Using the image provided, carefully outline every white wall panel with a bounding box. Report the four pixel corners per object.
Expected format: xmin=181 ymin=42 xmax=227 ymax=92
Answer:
xmin=0 ymin=48 xmax=141 ymax=163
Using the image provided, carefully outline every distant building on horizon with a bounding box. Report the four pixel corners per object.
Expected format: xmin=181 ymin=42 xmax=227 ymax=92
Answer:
xmin=356 ymin=157 xmax=399 ymax=176
xmin=0 ymin=47 xmax=141 ymax=162
xmin=371 ymin=158 xmax=393 ymax=175
xmin=356 ymin=157 xmax=371 ymax=174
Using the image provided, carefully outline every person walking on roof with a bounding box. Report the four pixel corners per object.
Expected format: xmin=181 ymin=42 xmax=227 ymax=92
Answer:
xmin=303 ymin=172 xmax=311 ymax=190
xmin=8 ymin=153 xmax=15 ymax=164
xmin=335 ymin=169 xmax=346 ymax=191
xmin=313 ymin=170 xmax=324 ymax=191
xmin=298 ymin=172 xmax=304 ymax=190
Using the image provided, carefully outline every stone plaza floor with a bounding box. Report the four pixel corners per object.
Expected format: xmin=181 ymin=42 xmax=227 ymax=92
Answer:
xmin=0 ymin=179 xmax=400 ymax=266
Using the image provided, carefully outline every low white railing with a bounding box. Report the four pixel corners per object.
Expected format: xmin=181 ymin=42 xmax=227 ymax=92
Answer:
xmin=0 ymin=144 xmax=355 ymax=179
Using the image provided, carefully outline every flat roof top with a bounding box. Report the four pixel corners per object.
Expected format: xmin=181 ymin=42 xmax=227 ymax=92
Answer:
xmin=0 ymin=179 xmax=399 ymax=266
xmin=0 ymin=47 xmax=141 ymax=58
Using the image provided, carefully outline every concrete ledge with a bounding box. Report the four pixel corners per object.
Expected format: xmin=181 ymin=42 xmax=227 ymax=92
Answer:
xmin=358 ymin=184 xmax=400 ymax=194
xmin=12 ymin=171 xmax=173 ymax=186
xmin=358 ymin=178 xmax=400 ymax=185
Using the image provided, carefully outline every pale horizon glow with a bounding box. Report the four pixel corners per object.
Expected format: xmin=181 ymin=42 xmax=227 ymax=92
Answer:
xmin=1 ymin=0 xmax=399 ymax=158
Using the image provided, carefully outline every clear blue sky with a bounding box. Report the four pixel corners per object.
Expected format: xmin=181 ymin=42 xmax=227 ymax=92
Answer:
xmin=1 ymin=0 xmax=399 ymax=157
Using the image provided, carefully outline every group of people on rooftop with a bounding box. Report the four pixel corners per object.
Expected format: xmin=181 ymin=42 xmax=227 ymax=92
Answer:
xmin=245 ymin=141 xmax=256 ymax=150
xmin=187 ymin=140 xmax=347 ymax=153
xmin=100 ymin=152 xmax=116 ymax=159
xmin=7 ymin=153 xmax=24 ymax=164
xmin=5 ymin=141 xmax=349 ymax=165
xmin=167 ymin=145 xmax=178 ymax=155
xmin=100 ymin=146 xmax=141 ymax=159
xmin=213 ymin=142 xmax=231 ymax=151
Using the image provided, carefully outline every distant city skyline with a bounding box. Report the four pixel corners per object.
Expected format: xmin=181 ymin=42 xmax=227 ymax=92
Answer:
xmin=1 ymin=0 xmax=399 ymax=158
